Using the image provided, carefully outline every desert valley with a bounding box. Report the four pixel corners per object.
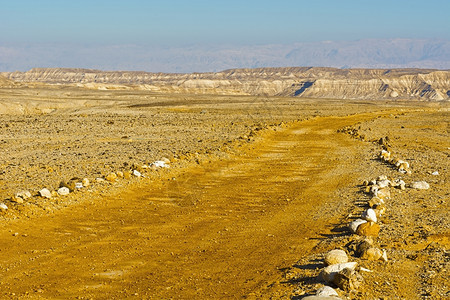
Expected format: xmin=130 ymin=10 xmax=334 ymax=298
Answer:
xmin=0 ymin=67 xmax=448 ymax=299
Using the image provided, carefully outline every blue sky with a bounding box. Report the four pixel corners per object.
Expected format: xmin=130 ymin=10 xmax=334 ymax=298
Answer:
xmin=1 ymin=0 xmax=449 ymax=46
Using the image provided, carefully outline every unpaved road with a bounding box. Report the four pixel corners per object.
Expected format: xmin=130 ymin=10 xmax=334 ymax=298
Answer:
xmin=0 ymin=113 xmax=375 ymax=299
xmin=0 ymin=110 xmax=448 ymax=299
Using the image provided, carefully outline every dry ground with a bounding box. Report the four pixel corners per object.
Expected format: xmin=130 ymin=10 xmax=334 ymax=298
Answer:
xmin=0 ymin=85 xmax=448 ymax=299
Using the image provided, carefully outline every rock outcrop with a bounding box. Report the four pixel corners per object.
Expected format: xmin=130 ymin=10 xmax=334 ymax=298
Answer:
xmin=2 ymin=67 xmax=449 ymax=100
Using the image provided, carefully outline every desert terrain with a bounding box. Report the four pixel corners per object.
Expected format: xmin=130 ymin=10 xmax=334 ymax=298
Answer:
xmin=0 ymin=70 xmax=448 ymax=299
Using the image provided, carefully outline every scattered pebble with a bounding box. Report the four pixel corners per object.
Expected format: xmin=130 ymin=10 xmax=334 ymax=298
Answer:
xmin=82 ymin=178 xmax=90 ymax=187
xmin=38 ymin=188 xmax=52 ymax=199
xmin=105 ymin=173 xmax=118 ymax=182
xmin=0 ymin=203 xmax=8 ymax=211
xmin=57 ymin=187 xmax=70 ymax=196
xmin=15 ymin=190 xmax=32 ymax=200
xmin=431 ymin=171 xmax=439 ymax=176
xmin=411 ymin=181 xmax=430 ymax=190
xmin=133 ymin=170 xmax=142 ymax=177
xmin=302 ymin=295 xmax=342 ymax=300
xmin=374 ymin=188 xmax=390 ymax=200
xmin=152 ymin=160 xmax=170 ymax=168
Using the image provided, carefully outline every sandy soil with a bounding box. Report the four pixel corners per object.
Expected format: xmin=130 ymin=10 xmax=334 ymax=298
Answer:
xmin=0 ymin=85 xmax=448 ymax=299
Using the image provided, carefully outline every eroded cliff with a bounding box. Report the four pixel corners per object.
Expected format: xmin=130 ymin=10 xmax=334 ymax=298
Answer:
xmin=2 ymin=67 xmax=449 ymax=100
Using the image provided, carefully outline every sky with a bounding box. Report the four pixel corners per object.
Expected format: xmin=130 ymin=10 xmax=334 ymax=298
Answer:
xmin=2 ymin=0 xmax=449 ymax=46
xmin=1 ymin=0 xmax=450 ymax=72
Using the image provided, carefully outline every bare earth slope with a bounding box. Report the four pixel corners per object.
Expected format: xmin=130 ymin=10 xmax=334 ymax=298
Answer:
xmin=2 ymin=67 xmax=450 ymax=100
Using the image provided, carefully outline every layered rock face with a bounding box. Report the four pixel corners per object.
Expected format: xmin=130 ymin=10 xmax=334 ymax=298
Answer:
xmin=2 ymin=67 xmax=449 ymax=100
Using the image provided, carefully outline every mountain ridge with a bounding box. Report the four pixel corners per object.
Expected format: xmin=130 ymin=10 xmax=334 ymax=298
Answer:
xmin=2 ymin=67 xmax=449 ymax=101
xmin=1 ymin=39 xmax=449 ymax=73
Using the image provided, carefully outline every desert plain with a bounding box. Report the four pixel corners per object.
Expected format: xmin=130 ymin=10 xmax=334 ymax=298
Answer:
xmin=0 ymin=70 xmax=449 ymax=299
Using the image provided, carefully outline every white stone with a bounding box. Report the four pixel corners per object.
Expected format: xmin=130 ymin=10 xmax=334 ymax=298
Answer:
xmin=316 ymin=286 xmax=339 ymax=297
xmin=375 ymin=188 xmax=391 ymax=200
xmin=362 ymin=208 xmax=377 ymax=223
xmin=370 ymin=185 xmax=379 ymax=195
xmin=57 ymin=187 xmax=70 ymax=196
xmin=152 ymin=160 xmax=170 ymax=168
xmin=377 ymin=175 xmax=388 ymax=181
xmin=133 ymin=170 xmax=142 ymax=177
xmin=411 ymin=181 xmax=430 ymax=190
xmin=390 ymin=91 xmax=399 ymax=98
xmin=349 ymin=219 xmax=367 ymax=233
xmin=0 ymin=203 xmax=8 ymax=210
xmin=324 ymin=249 xmax=348 ymax=265
xmin=377 ymin=179 xmax=391 ymax=188
xmin=321 ymin=262 xmax=358 ymax=283
xmin=82 ymin=178 xmax=90 ymax=187
xmin=302 ymin=296 xmax=342 ymax=300
xmin=16 ymin=190 xmax=32 ymax=199
xmin=432 ymin=171 xmax=439 ymax=176
xmin=39 ymin=188 xmax=52 ymax=199
xmin=381 ymin=249 xmax=388 ymax=262
xmin=75 ymin=182 xmax=83 ymax=189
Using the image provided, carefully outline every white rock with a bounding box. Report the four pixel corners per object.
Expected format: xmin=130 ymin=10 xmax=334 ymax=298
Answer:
xmin=377 ymin=179 xmax=391 ymax=188
xmin=431 ymin=171 xmax=439 ymax=176
xmin=381 ymin=249 xmax=388 ymax=262
xmin=133 ymin=170 xmax=142 ymax=177
xmin=39 ymin=188 xmax=52 ymax=199
xmin=392 ymin=179 xmax=406 ymax=187
xmin=302 ymin=296 xmax=342 ymax=300
xmin=359 ymin=267 xmax=373 ymax=273
xmin=75 ymin=182 xmax=83 ymax=189
xmin=324 ymin=249 xmax=348 ymax=265
xmin=377 ymin=175 xmax=388 ymax=181
xmin=316 ymin=286 xmax=339 ymax=297
xmin=0 ymin=203 xmax=8 ymax=210
xmin=362 ymin=208 xmax=377 ymax=223
xmin=321 ymin=262 xmax=358 ymax=283
xmin=349 ymin=219 xmax=367 ymax=233
xmin=370 ymin=185 xmax=379 ymax=195
xmin=152 ymin=160 xmax=170 ymax=168
xmin=96 ymin=177 xmax=105 ymax=183
xmin=375 ymin=188 xmax=391 ymax=200
xmin=411 ymin=181 xmax=430 ymax=190
xmin=57 ymin=187 xmax=70 ymax=196
xmin=16 ymin=190 xmax=32 ymax=199
xmin=82 ymin=178 xmax=90 ymax=187
xmin=395 ymin=160 xmax=407 ymax=167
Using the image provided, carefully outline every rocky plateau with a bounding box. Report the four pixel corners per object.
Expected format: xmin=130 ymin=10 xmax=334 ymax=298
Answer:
xmin=2 ymin=67 xmax=450 ymax=101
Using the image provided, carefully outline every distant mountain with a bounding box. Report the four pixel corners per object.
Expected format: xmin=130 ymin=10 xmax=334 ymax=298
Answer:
xmin=0 ymin=39 xmax=449 ymax=73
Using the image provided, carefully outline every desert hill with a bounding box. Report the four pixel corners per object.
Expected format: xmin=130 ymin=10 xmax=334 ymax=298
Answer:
xmin=2 ymin=67 xmax=449 ymax=100
xmin=0 ymin=75 xmax=15 ymax=87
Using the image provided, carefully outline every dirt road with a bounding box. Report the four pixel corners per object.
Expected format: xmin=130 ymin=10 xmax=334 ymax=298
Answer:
xmin=0 ymin=112 xmax=415 ymax=299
